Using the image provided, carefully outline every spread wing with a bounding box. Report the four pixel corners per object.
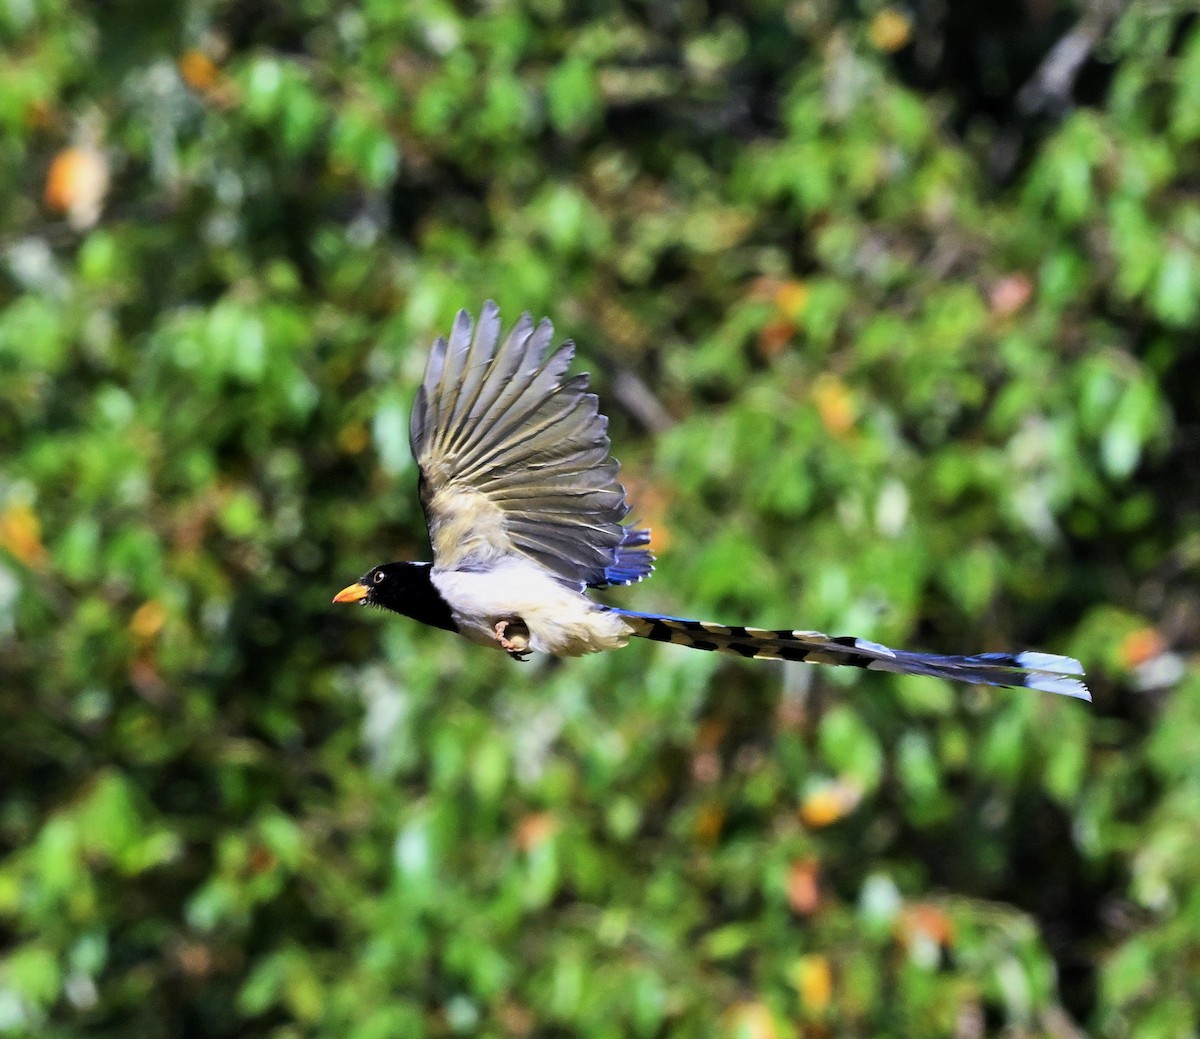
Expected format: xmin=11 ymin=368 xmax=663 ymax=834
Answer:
xmin=408 ymin=301 xmax=653 ymax=588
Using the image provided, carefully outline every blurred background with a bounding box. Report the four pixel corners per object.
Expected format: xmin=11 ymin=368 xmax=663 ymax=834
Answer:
xmin=2 ymin=1 xmax=1198 ymax=1036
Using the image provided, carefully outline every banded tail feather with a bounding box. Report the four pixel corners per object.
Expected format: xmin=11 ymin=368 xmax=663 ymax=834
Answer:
xmin=616 ymin=611 xmax=1090 ymax=700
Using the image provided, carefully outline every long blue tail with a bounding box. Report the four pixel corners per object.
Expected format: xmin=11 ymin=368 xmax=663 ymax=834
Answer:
xmin=615 ymin=611 xmax=1089 ymax=700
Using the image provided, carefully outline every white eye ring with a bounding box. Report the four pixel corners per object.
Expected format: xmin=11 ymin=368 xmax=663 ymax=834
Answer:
xmin=373 ymin=571 xmax=385 ymax=584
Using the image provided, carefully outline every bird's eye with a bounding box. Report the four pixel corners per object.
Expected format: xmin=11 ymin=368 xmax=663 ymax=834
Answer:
xmin=373 ymin=571 xmax=385 ymax=584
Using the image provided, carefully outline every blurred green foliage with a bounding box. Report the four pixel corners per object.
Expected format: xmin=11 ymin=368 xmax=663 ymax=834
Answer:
xmin=2 ymin=1 xmax=1199 ymax=1036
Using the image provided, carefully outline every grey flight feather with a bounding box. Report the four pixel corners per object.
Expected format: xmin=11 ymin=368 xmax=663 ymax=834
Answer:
xmin=409 ymin=301 xmax=653 ymax=588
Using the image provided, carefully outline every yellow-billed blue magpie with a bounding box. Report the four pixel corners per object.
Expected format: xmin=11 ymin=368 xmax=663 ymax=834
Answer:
xmin=334 ymin=302 xmax=1089 ymax=700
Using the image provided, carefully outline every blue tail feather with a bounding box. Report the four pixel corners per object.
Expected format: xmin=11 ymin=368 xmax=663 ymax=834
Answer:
xmin=614 ymin=610 xmax=1089 ymax=700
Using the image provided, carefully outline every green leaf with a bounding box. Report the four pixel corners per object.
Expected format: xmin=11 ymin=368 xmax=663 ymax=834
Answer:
xmin=1151 ymin=246 xmax=1200 ymax=326
xmin=547 ymin=57 xmax=600 ymax=134
xmin=818 ymin=706 xmax=884 ymax=791
xmin=1 ymin=945 xmax=61 ymax=1010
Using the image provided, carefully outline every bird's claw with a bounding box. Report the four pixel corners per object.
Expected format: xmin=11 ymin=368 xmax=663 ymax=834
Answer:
xmin=495 ymin=619 xmax=531 ymax=661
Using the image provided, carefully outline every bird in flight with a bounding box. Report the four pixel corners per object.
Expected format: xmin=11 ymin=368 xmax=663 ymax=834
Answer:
xmin=334 ymin=302 xmax=1089 ymax=701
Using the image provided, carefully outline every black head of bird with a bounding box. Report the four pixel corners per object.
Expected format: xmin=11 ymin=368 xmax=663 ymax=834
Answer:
xmin=333 ymin=562 xmax=457 ymax=633
xmin=334 ymin=301 xmax=1089 ymax=700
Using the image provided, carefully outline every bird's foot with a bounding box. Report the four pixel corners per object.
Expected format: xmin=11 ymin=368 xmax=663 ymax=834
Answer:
xmin=495 ymin=618 xmax=531 ymax=661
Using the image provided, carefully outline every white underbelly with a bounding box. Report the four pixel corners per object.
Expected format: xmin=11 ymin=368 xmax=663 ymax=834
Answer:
xmin=431 ymin=558 xmax=633 ymax=657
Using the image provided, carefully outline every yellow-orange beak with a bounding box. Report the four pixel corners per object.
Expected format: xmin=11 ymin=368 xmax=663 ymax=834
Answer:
xmin=332 ymin=582 xmax=369 ymax=604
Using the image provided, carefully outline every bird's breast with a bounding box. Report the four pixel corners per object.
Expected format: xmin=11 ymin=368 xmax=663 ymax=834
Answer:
xmin=430 ymin=558 xmax=632 ymax=657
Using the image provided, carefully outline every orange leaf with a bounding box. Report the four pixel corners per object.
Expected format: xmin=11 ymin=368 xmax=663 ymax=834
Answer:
xmin=44 ymin=145 xmax=109 ymax=229
xmin=620 ymin=473 xmax=673 ymax=553
xmin=774 ymin=280 xmax=809 ymax=320
xmin=757 ymin=318 xmax=795 ymax=358
xmin=813 ymin=374 xmax=856 ymax=437
xmin=515 ymin=812 xmax=558 ymax=852
xmin=989 ymin=273 xmax=1033 ymax=318
xmin=1118 ymin=627 xmax=1165 ymax=668
xmin=792 ymin=953 xmax=833 ymax=1013
xmin=0 ymin=502 xmax=47 ymax=566
xmin=130 ymin=600 xmax=168 ymax=641
xmin=786 ymin=857 xmax=821 ymax=915
xmin=799 ymin=780 xmax=861 ymax=828
xmin=179 ymin=49 xmax=220 ymax=92
xmin=868 ymin=8 xmax=912 ymax=52
xmin=899 ymin=903 xmax=955 ymax=947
